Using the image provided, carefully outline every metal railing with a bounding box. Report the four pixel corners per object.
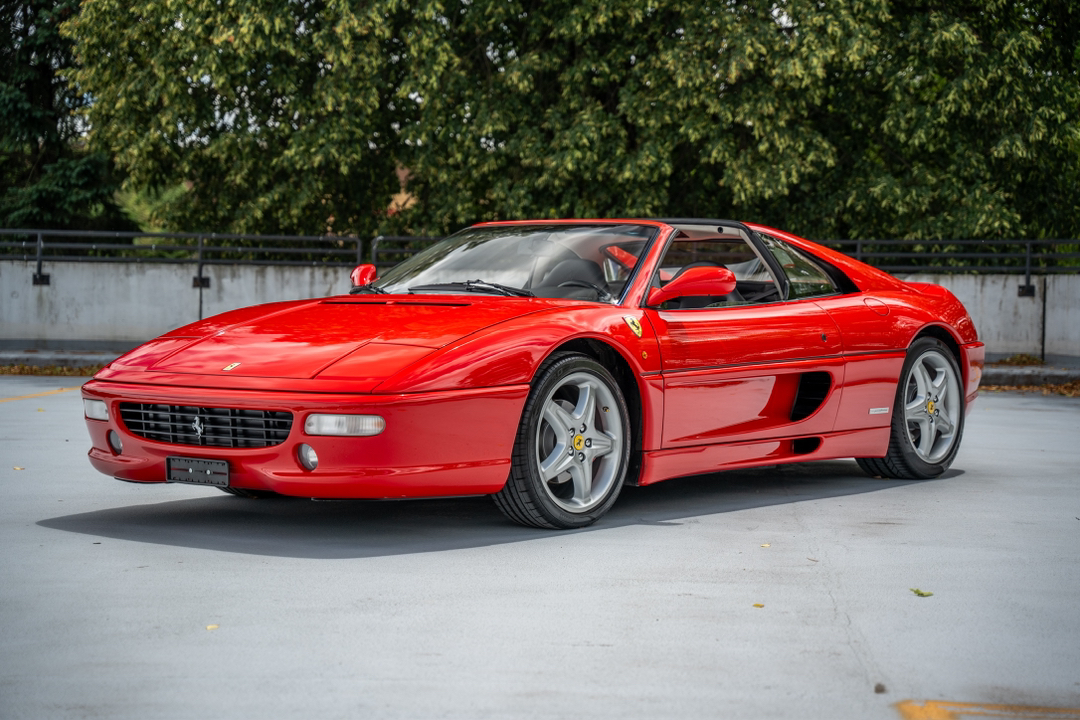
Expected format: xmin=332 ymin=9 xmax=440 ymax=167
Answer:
xmin=822 ymin=238 xmax=1079 ymax=296
xmin=4 ymin=229 xmax=1077 ymax=281
xmin=0 ymin=228 xmax=449 ymax=274
xmin=823 ymin=238 xmax=1079 ymax=273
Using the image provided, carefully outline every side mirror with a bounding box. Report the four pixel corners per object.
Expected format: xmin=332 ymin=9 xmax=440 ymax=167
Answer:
xmin=350 ymin=264 xmax=377 ymax=288
xmin=646 ymin=266 xmax=737 ymax=307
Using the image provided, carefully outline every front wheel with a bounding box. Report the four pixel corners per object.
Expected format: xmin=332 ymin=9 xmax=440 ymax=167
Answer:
xmin=493 ymin=353 xmax=631 ymax=529
xmin=857 ymin=337 xmax=965 ymax=479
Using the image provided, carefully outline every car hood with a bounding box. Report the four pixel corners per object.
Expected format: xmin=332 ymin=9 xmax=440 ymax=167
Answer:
xmin=107 ymin=295 xmax=573 ymax=383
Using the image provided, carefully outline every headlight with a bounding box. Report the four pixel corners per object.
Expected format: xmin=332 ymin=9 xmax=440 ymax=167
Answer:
xmin=84 ymin=399 xmax=109 ymax=421
xmin=304 ymin=414 xmax=385 ymax=437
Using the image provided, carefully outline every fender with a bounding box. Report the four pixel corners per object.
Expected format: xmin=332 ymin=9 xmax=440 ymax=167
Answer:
xmin=375 ymin=305 xmax=663 ymax=394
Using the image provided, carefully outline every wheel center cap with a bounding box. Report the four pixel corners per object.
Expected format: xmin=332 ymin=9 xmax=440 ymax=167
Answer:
xmin=926 ymin=400 xmax=936 ymax=414
xmin=573 ymin=435 xmax=585 ymax=451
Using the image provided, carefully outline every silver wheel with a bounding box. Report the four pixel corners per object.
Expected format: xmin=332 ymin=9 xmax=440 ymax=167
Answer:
xmin=493 ymin=353 xmax=631 ymax=529
xmin=902 ymin=348 xmax=961 ymax=464
xmin=535 ymin=371 xmax=624 ymax=513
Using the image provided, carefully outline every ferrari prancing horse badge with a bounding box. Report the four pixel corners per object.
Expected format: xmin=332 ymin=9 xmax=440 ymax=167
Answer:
xmin=623 ymin=316 xmax=643 ymax=338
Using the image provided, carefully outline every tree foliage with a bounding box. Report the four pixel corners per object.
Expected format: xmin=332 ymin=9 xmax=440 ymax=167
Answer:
xmin=1 ymin=1 xmax=133 ymax=230
xmin=63 ymin=0 xmax=408 ymax=236
xmin=63 ymin=0 xmax=1080 ymax=240
xmin=392 ymin=0 xmax=1080 ymax=240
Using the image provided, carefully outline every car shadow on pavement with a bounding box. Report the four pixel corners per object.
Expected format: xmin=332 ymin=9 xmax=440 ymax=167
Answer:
xmin=37 ymin=459 xmax=960 ymax=559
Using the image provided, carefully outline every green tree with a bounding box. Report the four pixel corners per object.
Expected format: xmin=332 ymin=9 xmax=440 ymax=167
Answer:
xmin=1 ymin=0 xmax=133 ymax=230
xmin=63 ymin=0 xmax=408 ymax=236
xmin=64 ymin=0 xmax=1079 ymax=241
xmin=391 ymin=0 xmax=1079 ymax=240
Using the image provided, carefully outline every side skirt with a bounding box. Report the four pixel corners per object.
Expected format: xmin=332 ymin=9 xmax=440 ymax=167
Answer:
xmin=637 ymin=427 xmax=891 ymax=486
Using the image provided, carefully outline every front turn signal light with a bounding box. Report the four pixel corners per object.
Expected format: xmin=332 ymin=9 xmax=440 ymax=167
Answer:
xmin=84 ymin=399 xmax=109 ymax=421
xmin=304 ymin=414 xmax=385 ymax=437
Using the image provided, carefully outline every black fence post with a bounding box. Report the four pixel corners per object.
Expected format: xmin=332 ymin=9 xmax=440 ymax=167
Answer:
xmin=1018 ymin=241 xmax=1036 ymax=297
xmin=32 ymin=232 xmax=50 ymax=285
xmin=193 ymin=235 xmax=210 ymax=319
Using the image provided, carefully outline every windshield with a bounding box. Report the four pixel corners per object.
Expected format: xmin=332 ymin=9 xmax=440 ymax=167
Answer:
xmin=374 ymin=224 xmax=659 ymax=302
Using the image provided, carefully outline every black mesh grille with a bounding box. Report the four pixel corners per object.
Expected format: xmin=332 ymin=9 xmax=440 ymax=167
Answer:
xmin=119 ymin=403 xmax=293 ymax=448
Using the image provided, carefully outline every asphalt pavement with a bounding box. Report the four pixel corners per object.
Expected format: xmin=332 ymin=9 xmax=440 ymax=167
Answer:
xmin=1 ymin=376 xmax=1078 ymax=719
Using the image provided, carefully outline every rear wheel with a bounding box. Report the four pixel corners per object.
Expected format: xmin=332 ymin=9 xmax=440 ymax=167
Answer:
xmin=493 ymin=353 xmax=630 ymax=529
xmin=857 ymin=337 xmax=964 ymax=479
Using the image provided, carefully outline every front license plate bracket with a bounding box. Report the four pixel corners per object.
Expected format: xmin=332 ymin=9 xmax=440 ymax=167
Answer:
xmin=166 ymin=456 xmax=229 ymax=487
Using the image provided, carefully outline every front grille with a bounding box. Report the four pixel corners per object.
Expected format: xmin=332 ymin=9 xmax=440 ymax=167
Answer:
xmin=119 ymin=403 xmax=293 ymax=448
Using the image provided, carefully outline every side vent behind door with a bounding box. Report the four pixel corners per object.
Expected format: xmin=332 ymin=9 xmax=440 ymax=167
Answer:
xmin=790 ymin=371 xmax=832 ymax=422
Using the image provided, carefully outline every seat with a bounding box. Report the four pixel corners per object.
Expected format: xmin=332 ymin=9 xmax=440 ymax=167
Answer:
xmin=541 ymin=258 xmax=606 ymax=286
xmin=532 ymin=258 xmax=609 ymax=300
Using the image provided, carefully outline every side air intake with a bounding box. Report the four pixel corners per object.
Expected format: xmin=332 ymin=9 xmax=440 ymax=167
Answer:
xmin=790 ymin=372 xmax=831 ymax=422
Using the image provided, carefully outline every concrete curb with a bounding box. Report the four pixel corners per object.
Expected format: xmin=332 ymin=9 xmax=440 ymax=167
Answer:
xmin=982 ymin=365 xmax=1080 ymax=386
xmin=0 ymin=350 xmax=121 ymax=368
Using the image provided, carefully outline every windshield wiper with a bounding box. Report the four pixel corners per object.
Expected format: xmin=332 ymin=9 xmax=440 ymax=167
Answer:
xmin=407 ymin=280 xmax=534 ymax=298
xmin=349 ymin=284 xmax=388 ymax=294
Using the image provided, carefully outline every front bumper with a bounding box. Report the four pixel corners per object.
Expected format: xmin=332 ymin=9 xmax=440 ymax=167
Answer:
xmin=82 ymin=380 xmax=528 ymax=498
xmin=962 ymin=341 xmax=985 ymax=414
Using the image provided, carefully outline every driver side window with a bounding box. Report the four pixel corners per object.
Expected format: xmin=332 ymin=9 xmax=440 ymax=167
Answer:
xmin=758 ymin=234 xmax=838 ymax=299
xmin=654 ymin=231 xmax=781 ymax=309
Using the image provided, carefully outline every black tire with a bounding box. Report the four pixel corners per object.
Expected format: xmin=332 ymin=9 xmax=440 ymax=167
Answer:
xmin=857 ymin=337 xmax=965 ymax=479
xmin=217 ymin=487 xmax=283 ymax=499
xmin=493 ymin=353 xmax=631 ymax=529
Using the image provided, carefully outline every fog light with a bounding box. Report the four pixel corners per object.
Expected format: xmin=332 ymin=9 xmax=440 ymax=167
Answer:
xmin=304 ymin=414 xmax=385 ymax=437
xmin=298 ymin=443 xmax=319 ymax=471
xmin=107 ymin=430 xmax=123 ymax=454
xmin=84 ymin=399 xmax=109 ymax=421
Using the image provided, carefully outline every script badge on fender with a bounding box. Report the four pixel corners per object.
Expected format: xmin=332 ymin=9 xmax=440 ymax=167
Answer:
xmin=622 ymin=316 xmax=643 ymax=338
xmin=222 ymin=362 xmax=242 ymax=371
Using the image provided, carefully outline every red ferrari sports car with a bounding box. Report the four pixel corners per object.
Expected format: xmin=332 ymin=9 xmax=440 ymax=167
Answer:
xmin=82 ymin=219 xmax=984 ymax=529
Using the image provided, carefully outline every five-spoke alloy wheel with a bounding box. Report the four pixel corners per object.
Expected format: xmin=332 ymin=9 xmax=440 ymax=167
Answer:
xmin=857 ymin=337 xmax=965 ymax=479
xmin=494 ymin=353 xmax=630 ymax=529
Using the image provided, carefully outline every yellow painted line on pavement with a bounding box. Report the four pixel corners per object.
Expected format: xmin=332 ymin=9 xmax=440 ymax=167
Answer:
xmin=0 ymin=387 xmax=80 ymax=403
xmin=897 ymin=700 xmax=1080 ymax=720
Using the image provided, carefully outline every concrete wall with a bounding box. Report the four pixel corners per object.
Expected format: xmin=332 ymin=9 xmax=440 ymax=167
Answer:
xmin=898 ymin=272 xmax=1080 ymax=358
xmin=2 ymin=260 xmax=1078 ymax=357
xmin=1 ymin=261 xmax=350 ymax=350
xmin=1045 ymin=275 xmax=1080 ymax=357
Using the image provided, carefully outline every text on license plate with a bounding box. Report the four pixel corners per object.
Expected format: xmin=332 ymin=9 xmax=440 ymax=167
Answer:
xmin=166 ymin=456 xmax=229 ymax=487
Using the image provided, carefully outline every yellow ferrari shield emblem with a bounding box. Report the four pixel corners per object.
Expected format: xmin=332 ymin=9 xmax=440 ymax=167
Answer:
xmin=573 ymin=435 xmax=585 ymax=451
xmin=926 ymin=399 xmax=936 ymax=414
xmin=623 ymin=316 xmax=643 ymax=338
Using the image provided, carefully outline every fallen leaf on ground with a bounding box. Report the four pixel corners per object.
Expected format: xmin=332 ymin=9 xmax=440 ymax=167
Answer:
xmin=760 ymin=543 xmax=770 ymax=548
xmin=13 ymin=466 xmax=24 ymax=470
xmin=807 ymin=557 xmax=818 ymax=562
xmin=753 ymin=603 xmax=764 ymax=608
xmin=206 ymin=624 xmax=219 ymax=630
xmin=910 ymin=588 xmax=933 ymax=597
